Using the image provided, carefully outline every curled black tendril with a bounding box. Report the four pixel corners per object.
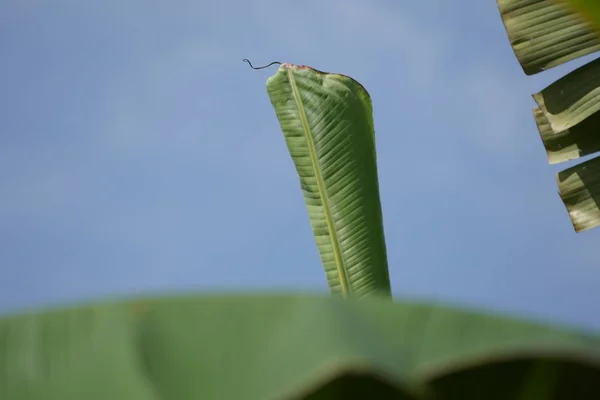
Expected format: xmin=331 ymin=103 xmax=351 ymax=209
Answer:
xmin=242 ymin=59 xmax=282 ymax=70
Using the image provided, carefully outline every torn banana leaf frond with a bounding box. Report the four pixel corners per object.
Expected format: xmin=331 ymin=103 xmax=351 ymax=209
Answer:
xmin=533 ymin=57 xmax=600 ymax=133
xmin=497 ymin=0 xmax=600 ymax=75
xmin=557 ymin=156 xmax=600 ymax=232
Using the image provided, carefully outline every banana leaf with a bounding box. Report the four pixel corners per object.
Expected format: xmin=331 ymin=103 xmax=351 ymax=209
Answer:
xmin=534 ymin=107 xmax=600 ymax=164
xmin=533 ymin=57 xmax=600 ymax=133
xmin=497 ymin=0 xmax=600 ymax=75
xmin=266 ymin=64 xmax=391 ymax=297
xmin=557 ymin=156 xmax=600 ymax=231
xmin=497 ymin=0 xmax=600 ymax=232
xmin=1 ymin=295 xmax=599 ymax=399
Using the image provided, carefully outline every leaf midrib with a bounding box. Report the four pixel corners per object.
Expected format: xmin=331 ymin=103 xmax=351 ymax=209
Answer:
xmin=287 ymin=68 xmax=350 ymax=296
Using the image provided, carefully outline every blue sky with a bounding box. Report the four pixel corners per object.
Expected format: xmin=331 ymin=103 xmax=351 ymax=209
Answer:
xmin=1 ymin=0 xmax=599 ymax=331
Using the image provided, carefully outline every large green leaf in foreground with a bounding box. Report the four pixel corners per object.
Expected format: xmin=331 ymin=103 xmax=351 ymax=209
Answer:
xmin=266 ymin=64 xmax=390 ymax=297
xmin=1 ymin=295 xmax=599 ymax=399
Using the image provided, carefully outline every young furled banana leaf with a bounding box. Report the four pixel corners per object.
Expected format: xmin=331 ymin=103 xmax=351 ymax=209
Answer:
xmin=266 ymin=64 xmax=391 ymax=297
